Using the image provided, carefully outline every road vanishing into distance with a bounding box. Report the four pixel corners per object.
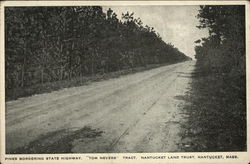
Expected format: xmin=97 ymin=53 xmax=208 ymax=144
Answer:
xmin=6 ymin=61 xmax=195 ymax=153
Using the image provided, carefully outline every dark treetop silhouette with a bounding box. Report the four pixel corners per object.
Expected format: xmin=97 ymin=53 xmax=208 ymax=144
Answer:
xmin=5 ymin=6 xmax=190 ymax=99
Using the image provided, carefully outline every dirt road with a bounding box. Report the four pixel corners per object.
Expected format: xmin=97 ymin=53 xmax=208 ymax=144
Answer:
xmin=6 ymin=61 xmax=195 ymax=153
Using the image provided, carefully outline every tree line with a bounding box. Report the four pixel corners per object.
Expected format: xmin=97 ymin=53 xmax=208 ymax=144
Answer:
xmin=5 ymin=6 xmax=190 ymax=90
xmin=195 ymin=5 xmax=245 ymax=76
xmin=194 ymin=5 xmax=246 ymax=149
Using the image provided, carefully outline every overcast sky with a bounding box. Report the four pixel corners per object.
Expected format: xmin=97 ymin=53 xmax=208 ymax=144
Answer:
xmin=103 ymin=6 xmax=209 ymax=59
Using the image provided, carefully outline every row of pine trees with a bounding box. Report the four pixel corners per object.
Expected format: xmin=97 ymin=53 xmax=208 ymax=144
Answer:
xmin=195 ymin=5 xmax=245 ymax=76
xmin=194 ymin=5 xmax=246 ymax=149
xmin=5 ymin=6 xmax=190 ymax=91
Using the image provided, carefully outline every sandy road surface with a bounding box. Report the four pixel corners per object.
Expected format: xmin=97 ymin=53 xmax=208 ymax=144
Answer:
xmin=6 ymin=61 xmax=195 ymax=153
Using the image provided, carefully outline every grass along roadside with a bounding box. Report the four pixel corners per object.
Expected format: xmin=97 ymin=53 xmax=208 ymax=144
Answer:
xmin=179 ymin=64 xmax=246 ymax=151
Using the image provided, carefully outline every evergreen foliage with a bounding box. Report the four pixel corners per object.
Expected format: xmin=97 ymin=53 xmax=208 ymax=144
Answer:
xmin=195 ymin=5 xmax=245 ymax=76
xmin=188 ymin=5 xmax=246 ymax=151
xmin=5 ymin=6 xmax=190 ymax=92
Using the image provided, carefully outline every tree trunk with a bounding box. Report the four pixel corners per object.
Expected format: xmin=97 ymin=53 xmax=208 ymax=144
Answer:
xmin=41 ymin=69 xmax=44 ymax=84
xmin=21 ymin=33 xmax=27 ymax=88
xmin=21 ymin=64 xmax=25 ymax=87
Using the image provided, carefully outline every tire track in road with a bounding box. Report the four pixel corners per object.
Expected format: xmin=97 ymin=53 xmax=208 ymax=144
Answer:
xmin=106 ymin=72 xmax=181 ymax=152
xmin=64 ymin=62 xmax=190 ymax=153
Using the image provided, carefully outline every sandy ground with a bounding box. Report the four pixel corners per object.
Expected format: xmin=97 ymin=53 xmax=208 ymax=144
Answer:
xmin=6 ymin=61 xmax=195 ymax=153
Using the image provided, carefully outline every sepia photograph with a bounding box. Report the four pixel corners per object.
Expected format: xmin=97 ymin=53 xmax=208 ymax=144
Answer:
xmin=0 ymin=1 xmax=249 ymax=163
